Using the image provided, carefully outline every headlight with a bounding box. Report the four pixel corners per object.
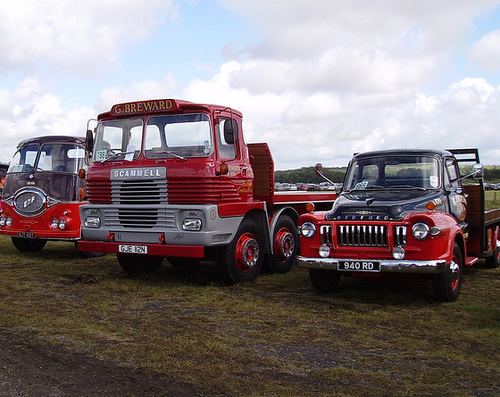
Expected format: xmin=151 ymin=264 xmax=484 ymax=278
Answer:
xmin=0 ymin=216 xmax=5 ymax=226
xmin=51 ymin=218 xmax=59 ymax=229
xmin=84 ymin=216 xmax=101 ymax=228
xmin=58 ymin=219 xmax=67 ymax=230
xmin=183 ymin=218 xmax=202 ymax=231
xmin=6 ymin=217 xmax=12 ymax=227
xmin=412 ymin=222 xmax=430 ymax=240
xmin=300 ymin=222 xmax=316 ymax=238
xmin=319 ymin=244 xmax=331 ymax=258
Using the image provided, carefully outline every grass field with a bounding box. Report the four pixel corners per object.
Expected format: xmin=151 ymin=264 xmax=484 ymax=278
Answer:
xmin=486 ymin=190 xmax=500 ymax=211
xmin=0 ymin=235 xmax=499 ymax=396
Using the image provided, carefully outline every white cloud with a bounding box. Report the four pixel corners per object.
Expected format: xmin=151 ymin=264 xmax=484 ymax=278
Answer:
xmin=470 ymin=30 xmax=500 ymax=74
xmin=0 ymin=0 xmax=176 ymax=76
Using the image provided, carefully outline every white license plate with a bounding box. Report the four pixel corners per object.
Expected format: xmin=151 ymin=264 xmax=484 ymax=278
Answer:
xmin=118 ymin=244 xmax=148 ymax=254
xmin=18 ymin=232 xmax=36 ymax=238
xmin=338 ymin=260 xmax=380 ymax=272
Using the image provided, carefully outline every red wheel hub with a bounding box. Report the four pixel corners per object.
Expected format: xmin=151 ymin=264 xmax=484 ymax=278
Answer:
xmin=235 ymin=232 xmax=259 ymax=272
xmin=274 ymin=227 xmax=295 ymax=262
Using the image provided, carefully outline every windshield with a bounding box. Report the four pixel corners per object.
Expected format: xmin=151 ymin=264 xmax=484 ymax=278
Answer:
xmin=144 ymin=113 xmax=212 ymax=159
xmin=344 ymin=155 xmax=440 ymax=191
xmin=8 ymin=143 xmax=85 ymax=174
xmin=93 ymin=118 xmax=143 ymax=162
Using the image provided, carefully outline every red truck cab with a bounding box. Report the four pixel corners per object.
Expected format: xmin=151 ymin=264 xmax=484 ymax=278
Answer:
xmin=297 ymin=148 xmax=500 ymax=301
xmin=78 ymin=99 xmax=336 ymax=283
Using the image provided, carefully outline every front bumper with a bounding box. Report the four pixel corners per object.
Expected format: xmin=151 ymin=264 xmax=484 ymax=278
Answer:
xmin=296 ymin=256 xmax=447 ymax=274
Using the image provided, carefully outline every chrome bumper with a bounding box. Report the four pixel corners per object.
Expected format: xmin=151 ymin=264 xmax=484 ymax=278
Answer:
xmin=296 ymin=256 xmax=447 ymax=274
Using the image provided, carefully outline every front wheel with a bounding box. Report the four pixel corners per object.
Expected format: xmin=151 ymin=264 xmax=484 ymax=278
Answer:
xmin=11 ymin=237 xmax=47 ymax=252
xmin=117 ymin=254 xmax=163 ymax=275
xmin=266 ymin=215 xmax=298 ymax=273
xmin=216 ymin=218 xmax=264 ymax=284
xmin=432 ymin=242 xmax=463 ymax=302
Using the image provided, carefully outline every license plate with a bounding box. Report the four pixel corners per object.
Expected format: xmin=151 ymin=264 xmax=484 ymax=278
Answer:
xmin=118 ymin=245 xmax=148 ymax=254
xmin=17 ymin=232 xmax=36 ymax=238
xmin=338 ymin=260 xmax=380 ymax=272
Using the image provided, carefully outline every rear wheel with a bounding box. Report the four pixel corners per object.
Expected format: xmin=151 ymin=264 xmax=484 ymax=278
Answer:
xmin=11 ymin=237 xmax=47 ymax=252
xmin=266 ymin=215 xmax=298 ymax=273
xmin=309 ymin=269 xmax=341 ymax=293
xmin=432 ymin=242 xmax=463 ymax=302
xmin=117 ymin=254 xmax=163 ymax=275
xmin=216 ymin=218 xmax=264 ymax=284
xmin=485 ymin=227 xmax=499 ymax=269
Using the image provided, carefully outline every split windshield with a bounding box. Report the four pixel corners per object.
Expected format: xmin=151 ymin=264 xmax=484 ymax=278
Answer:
xmin=344 ymin=155 xmax=440 ymax=191
xmin=8 ymin=143 xmax=85 ymax=174
xmin=92 ymin=113 xmax=213 ymax=162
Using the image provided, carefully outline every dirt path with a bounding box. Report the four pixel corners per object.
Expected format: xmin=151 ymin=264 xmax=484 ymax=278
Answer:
xmin=0 ymin=328 xmax=206 ymax=397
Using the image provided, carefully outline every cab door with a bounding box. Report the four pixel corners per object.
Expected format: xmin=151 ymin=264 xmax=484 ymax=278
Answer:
xmin=444 ymin=157 xmax=468 ymax=232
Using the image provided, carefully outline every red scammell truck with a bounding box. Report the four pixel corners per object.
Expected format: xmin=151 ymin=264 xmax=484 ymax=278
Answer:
xmin=77 ymin=98 xmax=336 ymax=283
xmin=0 ymin=136 xmax=87 ymax=252
xmin=297 ymin=148 xmax=500 ymax=301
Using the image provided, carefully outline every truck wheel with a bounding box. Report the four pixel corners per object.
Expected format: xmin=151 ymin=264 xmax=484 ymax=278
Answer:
xmin=216 ymin=218 xmax=264 ymax=284
xmin=11 ymin=237 xmax=47 ymax=252
xmin=167 ymin=257 xmax=200 ymax=267
xmin=485 ymin=227 xmax=499 ymax=268
xmin=309 ymin=269 xmax=341 ymax=293
xmin=267 ymin=215 xmax=298 ymax=273
xmin=117 ymin=254 xmax=163 ymax=275
xmin=432 ymin=242 xmax=463 ymax=302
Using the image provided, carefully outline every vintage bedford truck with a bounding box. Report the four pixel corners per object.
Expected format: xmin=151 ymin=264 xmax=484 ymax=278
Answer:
xmin=297 ymin=148 xmax=500 ymax=301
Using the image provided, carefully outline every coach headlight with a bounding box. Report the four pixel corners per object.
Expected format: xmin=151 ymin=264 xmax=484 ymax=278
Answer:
xmin=299 ymin=222 xmax=316 ymax=238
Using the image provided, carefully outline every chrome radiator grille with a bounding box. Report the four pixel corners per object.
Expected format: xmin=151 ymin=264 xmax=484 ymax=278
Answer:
xmin=337 ymin=224 xmax=387 ymax=247
xmin=109 ymin=179 xmax=169 ymax=229
xmin=112 ymin=180 xmax=167 ymax=205
xmin=328 ymin=224 xmax=408 ymax=247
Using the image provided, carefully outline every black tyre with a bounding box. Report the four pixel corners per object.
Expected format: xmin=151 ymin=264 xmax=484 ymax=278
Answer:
xmin=309 ymin=269 xmax=341 ymax=293
xmin=216 ymin=218 xmax=264 ymax=284
xmin=266 ymin=215 xmax=298 ymax=273
xmin=11 ymin=237 xmax=47 ymax=252
xmin=117 ymin=254 xmax=163 ymax=275
xmin=432 ymin=242 xmax=463 ymax=302
xmin=485 ymin=227 xmax=499 ymax=269
xmin=167 ymin=257 xmax=200 ymax=267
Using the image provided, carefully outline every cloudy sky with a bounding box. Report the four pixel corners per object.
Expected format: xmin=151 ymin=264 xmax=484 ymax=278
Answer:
xmin=1 ymin=0 xmax=499 ymax=169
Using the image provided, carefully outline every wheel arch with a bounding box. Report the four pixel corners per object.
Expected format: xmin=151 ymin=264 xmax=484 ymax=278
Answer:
xmin=242 ymin=209 xmax=272 ymax=254
xmin=453 ymin=232 xmax=466 ymax=264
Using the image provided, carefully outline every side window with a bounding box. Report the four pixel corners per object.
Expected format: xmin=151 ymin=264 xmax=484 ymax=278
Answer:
xmin=217 ymin=119 xmax=236 ymax=160
xmin=445 ymin=158 xmax=461 ymax=189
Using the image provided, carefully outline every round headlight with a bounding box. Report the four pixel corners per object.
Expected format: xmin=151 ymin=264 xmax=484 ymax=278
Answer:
xmin=6 ymin=217 xmax=12 ymax=227
xmin=51 ymin=218 xmax=59 ymax=229
xmin=59 ymin=219 xmax=67 ymax=230
xmin=319 ymin=244 xmax=331 ymax=258
xmin=300 ymin=222 xmax=316 ymax=238
xmin=412 ymin=222 xmax=430 ymax=240
xmin=0 ymin=216 xmax=5 ymax=226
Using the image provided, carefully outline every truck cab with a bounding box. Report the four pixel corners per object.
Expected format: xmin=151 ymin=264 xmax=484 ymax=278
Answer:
xmin=78 ymin=99 xmax=336 ymax=283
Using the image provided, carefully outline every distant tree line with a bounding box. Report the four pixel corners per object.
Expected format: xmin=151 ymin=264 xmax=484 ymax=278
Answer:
xmin=275 ymin=166 xmax=347 ymax=184
xmin=275 ymin=165 xmax=500 ymax=184
xmin=484 ymin=166 xmax=500 ymax=181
